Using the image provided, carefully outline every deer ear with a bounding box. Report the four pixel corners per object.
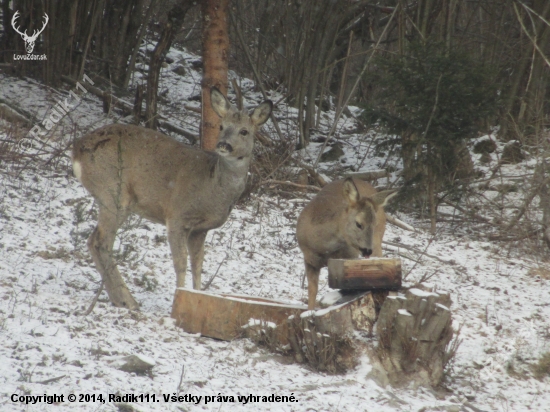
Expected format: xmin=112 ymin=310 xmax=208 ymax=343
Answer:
xmin=343 ymin=178 xmax=360 ymax=207
xmin=250 ymin=101 xmax=273 ymax=126
xmin=210 ymin=87 xmax=231 ymax=118
xmin=370 ymin=190 xmax=398 ymax=207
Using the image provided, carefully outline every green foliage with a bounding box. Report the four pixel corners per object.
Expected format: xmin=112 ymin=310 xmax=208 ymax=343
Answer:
xmin=364 ymin=41 xmax=499 ymax=187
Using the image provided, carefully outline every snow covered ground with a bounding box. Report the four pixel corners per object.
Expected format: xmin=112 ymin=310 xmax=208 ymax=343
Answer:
xmin=1 ymin=46 xmax=550 ymax=411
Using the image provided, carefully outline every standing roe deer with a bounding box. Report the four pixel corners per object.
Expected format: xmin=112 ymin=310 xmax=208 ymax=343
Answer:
xmin=72 ymin=88 xmax=272 ymax=309
xmin=296 ymin=177 xmax=397 ymax=309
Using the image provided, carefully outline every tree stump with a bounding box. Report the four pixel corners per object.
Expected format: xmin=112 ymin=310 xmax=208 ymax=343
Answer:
xmin=372 ymin=286 xmax=454 ymax=387
xmin=287 ymin=291 xmax=379 ymax=373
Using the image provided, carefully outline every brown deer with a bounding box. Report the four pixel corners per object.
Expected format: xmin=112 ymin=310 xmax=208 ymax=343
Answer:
xmin=72 ymin=88 xmax=272 ymax=309
xmin=296 ymin=178 xmax=397 ymax=309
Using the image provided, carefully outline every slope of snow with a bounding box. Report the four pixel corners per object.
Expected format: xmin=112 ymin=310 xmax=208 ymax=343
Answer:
xmin=1 ymin=49 xmax=549 ymax=411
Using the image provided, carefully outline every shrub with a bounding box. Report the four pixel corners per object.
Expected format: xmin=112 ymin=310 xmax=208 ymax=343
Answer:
xmin=363 ymin=41 xmax=499 ymax=221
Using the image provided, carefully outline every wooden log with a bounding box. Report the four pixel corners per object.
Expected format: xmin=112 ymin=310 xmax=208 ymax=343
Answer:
xmin=328 ymin=258 xmax=402 ymax=290
xmin=171 ymin=289 xmax=307 ymax=345
xmin=0 ymin=103 xmax=31 ymax=125
xmin=344 ymin=170 xmax=389 ymax=181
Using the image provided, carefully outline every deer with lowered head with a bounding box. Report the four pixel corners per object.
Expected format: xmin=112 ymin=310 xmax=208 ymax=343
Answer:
xmin=296 ymin=177 xmax=397 ymax=309
xmin=72 ymin=88 xmax=272 ymax=309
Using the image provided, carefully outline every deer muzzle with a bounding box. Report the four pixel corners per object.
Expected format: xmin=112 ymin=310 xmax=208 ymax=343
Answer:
xmin=360 ymin=248 xmax=373 ymax=258
xmin=216 ymin=141 xmax=233 ymax=154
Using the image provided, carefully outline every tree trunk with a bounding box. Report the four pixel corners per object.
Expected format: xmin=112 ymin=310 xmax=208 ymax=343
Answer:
xmin=201 ymin=0 xmax=230 ymax=151
xmin=0 ymin=0 xmax=15 ymax=61
xmin=145 ymin=0 xmax=195 ymax=130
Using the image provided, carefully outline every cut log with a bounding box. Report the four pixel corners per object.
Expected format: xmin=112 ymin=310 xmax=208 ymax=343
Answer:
xmin=171 ymin=289 xmax=306 ymax=345
xmin=328 ymin=258 xmax=402 ymax=290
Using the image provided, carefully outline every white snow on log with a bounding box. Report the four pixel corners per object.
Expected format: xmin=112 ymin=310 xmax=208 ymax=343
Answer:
xmin=436 ymin=303 xmax=450 ymax=311
xmin=409 ymin=288 xmax=437 ymax=297
xmin=320 ymin=291 xmax=343 ymax=306
xmin=398 ymin=309 xmax=413 ymax=316
xmin=243 ymin=318 xmax=276 ymax=329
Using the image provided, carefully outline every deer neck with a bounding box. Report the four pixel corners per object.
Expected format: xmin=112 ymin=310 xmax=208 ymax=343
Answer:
xmin=215 ymin=153 xmax=251 ymax=195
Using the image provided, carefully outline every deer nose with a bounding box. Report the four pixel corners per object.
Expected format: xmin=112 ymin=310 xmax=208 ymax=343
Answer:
xmin=360 ymin=248 xmax=372 ymax=258
xmin=216 ymin=141 xmax=233 ymax=153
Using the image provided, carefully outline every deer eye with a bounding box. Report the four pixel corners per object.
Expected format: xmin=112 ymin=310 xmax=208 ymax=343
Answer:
xmin=219 ymin=125 xmax=223 ymax=131
xmin=356 ymin=222 xmax=363 ymax=230
xmin=239 ymin=129 xmax=249 ymax=136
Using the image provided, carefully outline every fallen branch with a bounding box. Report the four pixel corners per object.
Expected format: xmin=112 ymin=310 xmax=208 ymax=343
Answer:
xmin=36 ymin=375 xmax=66 ymax=385
xmin=61 ymin=75 xmax=133 ymax=113
xmin=183 ymin=104 xmax=201 ymax=114
xmin=157 ymin=120 xmax=197 ymax=145
xmin=293 ymin=160 xmax=328 ymax=187
xmin=503 ymin=175 xmax=550 ymax=232
xmin=488 ymin=228 xmax=542 ymax=242
xmin=382 ymin=240 xmax=453 ymax=264
xmin=441 ymin=199 xmax=491 ymax=223
xmin=261 ymin=180 xmax=321 ymax=191
xmin=61 ymin=76 xmax=198 ymax=144
xmin=202 ymin=254 xmax=227 ymax=290
xmin=344 ymin=170 xmax=389 ymax=181
xmin=385 ymin=214 xmax=415 ymax=232
xmin=83 ymin=280 xmax=105 ymax=316
xmin=0 ymin=103 xmax=31 ymax=125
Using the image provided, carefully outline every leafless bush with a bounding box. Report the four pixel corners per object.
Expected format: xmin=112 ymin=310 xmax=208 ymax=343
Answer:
xmin=532 ymin=352 xmax=550 ymax=379
xmin=242 ymin=136 xmax=297 ymax=200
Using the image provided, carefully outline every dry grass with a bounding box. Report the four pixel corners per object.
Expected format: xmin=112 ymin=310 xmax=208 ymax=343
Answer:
xmin=244 ymin=315 xmax=359 ymax=374
xmin=532 ymin=352 xmax=550 ymax=379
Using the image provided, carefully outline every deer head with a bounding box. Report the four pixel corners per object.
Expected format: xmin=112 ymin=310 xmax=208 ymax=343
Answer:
xmin=12 ymin=11 xmax=49 ymax=54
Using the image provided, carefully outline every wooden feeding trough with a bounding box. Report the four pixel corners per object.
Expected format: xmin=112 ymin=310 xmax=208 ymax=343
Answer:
xmin=328 ymin=257 xmax=402 ymax=291
xmin=171 ymin=258 xmax=401 ymax=347
xmin=171 ymin=289 xmax=307 ymax=345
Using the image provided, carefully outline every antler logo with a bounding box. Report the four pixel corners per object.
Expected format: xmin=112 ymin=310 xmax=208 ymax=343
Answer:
xmin=11 ymin=11 xmax=49 ymax=54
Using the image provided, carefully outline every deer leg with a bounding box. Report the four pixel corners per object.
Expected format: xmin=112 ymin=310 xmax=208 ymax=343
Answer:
xmin=305 ymin=262 xmax=320 ymax=310
xmin=167 ymin=224 xmax=190 ymax=289
xmin=88 ymin=208 xmax=138 ymax=309
xmin=188 ymin=230 xmax=207 ymax=290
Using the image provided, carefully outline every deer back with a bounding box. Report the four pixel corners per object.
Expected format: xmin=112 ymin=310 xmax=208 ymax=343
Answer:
xmin=72 ymin=90 xmax=272 ymax=231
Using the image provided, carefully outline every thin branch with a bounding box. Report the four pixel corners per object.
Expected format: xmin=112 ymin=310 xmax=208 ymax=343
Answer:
xmin=83 ymin=280 xmax=104 ymax=316
xmin=513 ymin=3 xmax=550 ymax=69
xmin=385 ymin=214 xmax=415 ymax=232
xmin=314 ymin=5 xmax=399 ymax=168
xmin=504 ymin=175 xmax=550 ymax=232
xmin=202 ymin=255 xmax=227 ymax=290
xmin=261 ymin=180 xmax=321 ymax=191
xmin=176 ymin=364 xmax=186 ymax=394
xmin=36 ymin=375 xmax=66 ymax=385
xmin=383 ymin=240 xmax=453 ymax=264
xmin=231 ymin=12 xmax=284 ymax=141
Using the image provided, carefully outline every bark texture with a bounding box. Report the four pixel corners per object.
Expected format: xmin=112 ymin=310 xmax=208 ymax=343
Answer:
xmin=201 ymin=0 xmax=230 ymax=151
